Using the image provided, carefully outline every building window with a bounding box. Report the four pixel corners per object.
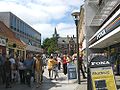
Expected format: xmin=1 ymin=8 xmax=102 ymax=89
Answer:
xmin=16 ymin=19 xmax=19 ymax=31
xmin=10 ymin=15 xmax=14 ymax=29
xmin=12 ymin=16 xmax=16 ymax=30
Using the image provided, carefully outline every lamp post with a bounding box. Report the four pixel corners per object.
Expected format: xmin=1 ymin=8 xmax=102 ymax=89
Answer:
xmin=71 ymin=11 xmax=80 ymax=84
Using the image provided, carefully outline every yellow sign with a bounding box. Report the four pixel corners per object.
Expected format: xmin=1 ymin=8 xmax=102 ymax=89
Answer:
xmin=91 ymin=67 xmax=117 ymax=90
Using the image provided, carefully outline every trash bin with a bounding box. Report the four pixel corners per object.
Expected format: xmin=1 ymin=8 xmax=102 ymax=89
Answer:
xmin=89 ymin=55 xmax=117 ymax=90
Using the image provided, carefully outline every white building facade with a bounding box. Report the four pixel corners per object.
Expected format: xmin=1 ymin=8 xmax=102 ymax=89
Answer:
xmin=85 ymin=0 xmax=120 ymax=73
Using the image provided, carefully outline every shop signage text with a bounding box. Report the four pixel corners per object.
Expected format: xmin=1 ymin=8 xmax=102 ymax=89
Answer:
xmin=91 ymin=61 xmax=110 ymax=66
xmin=92 ymin=71 xmax=110 ymax=75
xmin=96 ymin=29 xmax=106 ymax=40
xmin=89 ymin=14 xmax=120 ymax=45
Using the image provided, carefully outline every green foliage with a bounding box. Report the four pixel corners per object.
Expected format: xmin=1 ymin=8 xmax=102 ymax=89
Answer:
xmin=70 ymin=50 xmax=74 ymax=56
xmin=42 ymin=37 xmax=58 ymax=55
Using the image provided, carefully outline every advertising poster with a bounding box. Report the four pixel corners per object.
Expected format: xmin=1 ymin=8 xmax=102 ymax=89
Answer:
xmin=91 ymin=67 xmax=117 ymax=90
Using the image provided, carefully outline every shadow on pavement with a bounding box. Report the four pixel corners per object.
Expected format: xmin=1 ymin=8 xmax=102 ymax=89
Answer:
xmin=0 ymin=76 xmax=57 ymax=90
xmin=38 ymin=76 xmax=57 ymax=90
xmin=57 ymin=76 xmax=67 ymax=81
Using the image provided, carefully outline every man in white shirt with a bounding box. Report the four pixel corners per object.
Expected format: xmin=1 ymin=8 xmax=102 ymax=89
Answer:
xmin=9 ymin=56 xmax=16 ymax=82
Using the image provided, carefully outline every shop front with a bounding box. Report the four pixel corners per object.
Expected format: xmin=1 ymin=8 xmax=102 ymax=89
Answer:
xmin=89 ymin=7 xmax=120 ymax=74
xmin=105 ymin=43 xmax=120 ymax=75
xmin=0 ymin=21 xmax=26 ymax=59
xmin=7 ymin=41 xmax=26 ymax=59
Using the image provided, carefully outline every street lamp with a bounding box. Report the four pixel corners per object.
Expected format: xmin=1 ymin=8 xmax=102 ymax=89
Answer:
xmin=71 ymin=11 xmax=80 ymax=84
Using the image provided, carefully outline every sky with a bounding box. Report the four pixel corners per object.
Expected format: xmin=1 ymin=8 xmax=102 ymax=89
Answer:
xmin=0 ymin=0 xmax=84 ymax=42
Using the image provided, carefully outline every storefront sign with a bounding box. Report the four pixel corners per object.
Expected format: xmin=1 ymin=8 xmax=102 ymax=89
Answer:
xmin=96 ymin=29 xmax=106 ymax=40
xmin=91 ymin=67 xmax=117 ymax=90
xmin=89 ymin=14 xmax=120 ymax=45
xmin=0 ymin=38 xmax=6 ymax=46
xmin=90 ymin=55 xmax=117 ymax=90
xmin=91 ymin=61 xmax=110 ymax=66
xmin=90 ymin=56 xmax=111 ymax=68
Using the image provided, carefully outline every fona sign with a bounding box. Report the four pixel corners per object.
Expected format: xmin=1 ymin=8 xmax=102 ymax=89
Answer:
xmin=96 ymin=29 xmax=106 ymax=40
xmin=91 ymin=61 xmax=110 ymax=66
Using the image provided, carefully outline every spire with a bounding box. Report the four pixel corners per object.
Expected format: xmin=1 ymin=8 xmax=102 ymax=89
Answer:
xmin=53 ymin=27 xmax=59 ymax=38
xmin=54 ymin=27 xmax=57 ymax=34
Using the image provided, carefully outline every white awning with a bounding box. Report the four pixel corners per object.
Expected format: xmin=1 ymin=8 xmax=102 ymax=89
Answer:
xmin=89 ymin=26 xmax=120 ymax=48
xmin=26 ymin=45 xmax=43 ymax=53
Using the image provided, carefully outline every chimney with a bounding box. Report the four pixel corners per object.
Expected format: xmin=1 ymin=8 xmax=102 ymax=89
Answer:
xmin=67 ymin=35 xmax=69 ymax=38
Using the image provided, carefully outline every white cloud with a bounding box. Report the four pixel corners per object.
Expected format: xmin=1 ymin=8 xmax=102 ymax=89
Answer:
xmin=0 ymin=0 xmax=84 ymax=41
xmin=34 ymin=0 xmax=83 ymax=7
xmin=32 ymin=23 xmax=55 ymax=40
xmin=27 ymin=3 xmax=69 ymax=20
xmin=32 ymin=22 xmax=76 ymax=41
xmin=0 ymin=1 xmax=71 ymax=24
xmin=57 ymin=23 xmax=76 ymax=37
xmin=0 ymin=1 xmax=51 ymax=25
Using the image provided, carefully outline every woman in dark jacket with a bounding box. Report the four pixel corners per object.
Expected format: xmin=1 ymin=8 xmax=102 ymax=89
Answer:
xmin=4 ymin=58 xmax=12 ymax=88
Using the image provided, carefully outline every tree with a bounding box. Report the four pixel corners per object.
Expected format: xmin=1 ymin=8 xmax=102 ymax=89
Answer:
xmin=42 ymin=37 xmax=58 ymax=55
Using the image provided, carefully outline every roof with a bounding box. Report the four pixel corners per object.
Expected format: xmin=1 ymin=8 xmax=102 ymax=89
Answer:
xmin=0 ymin=21 xmax=26 ymax=47
xmin=58 ymin=37 xmax=76 ymax=44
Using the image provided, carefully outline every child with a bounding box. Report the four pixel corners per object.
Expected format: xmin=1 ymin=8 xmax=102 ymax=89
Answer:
xmin=53 ymin=63 xmax=59 ymax=80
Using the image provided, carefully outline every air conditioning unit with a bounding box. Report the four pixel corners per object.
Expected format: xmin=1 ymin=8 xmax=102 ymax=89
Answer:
xmin=88 ymin=0 xmax=100 ymax=5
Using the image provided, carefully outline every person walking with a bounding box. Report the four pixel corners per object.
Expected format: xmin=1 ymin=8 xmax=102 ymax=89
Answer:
xmin=9 ymin=55 xmax=16 ymax=83
xmin=57 ymin=55 xmax=61 ymax=71
xmin=62 ymin=55 xmax=68 ymax=75
xmin=0 ymin=52 xmax=5 ymax=84
xmin=4 ymin=58 xmax=12 ymax=88
xmin=53 ymin=64 xmax=59 ymax=80
xmin=79 ymin=54 xmax=86 ymax=79
xmin=18 ymin=57 xmax=25 ymax=84
xmin=34 ymin=54 xmax=43 ymax=88
xmin=47 ymin=56 xmax=57 ymax=79
xmin=24 ymin=53 xmax=34 ymax=87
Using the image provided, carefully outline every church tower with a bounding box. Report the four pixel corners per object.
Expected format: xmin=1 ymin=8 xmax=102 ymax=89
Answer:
xmin=53 ymin=27 xmax=59 ymax=39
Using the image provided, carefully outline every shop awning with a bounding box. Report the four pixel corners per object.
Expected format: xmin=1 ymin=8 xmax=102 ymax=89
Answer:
xmin=26 ymin=45 xmax=43 ymax=53
xmin=89 ymin=26 xmax=120 ymax=48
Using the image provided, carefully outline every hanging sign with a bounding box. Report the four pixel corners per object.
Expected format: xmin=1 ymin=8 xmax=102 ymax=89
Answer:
xmin=0 ymin=38 xmax=6 ymax=46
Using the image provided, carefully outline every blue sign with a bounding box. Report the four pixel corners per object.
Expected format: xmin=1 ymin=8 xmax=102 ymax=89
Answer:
xmin=67 ymin=63 xmax=77 ymax=80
